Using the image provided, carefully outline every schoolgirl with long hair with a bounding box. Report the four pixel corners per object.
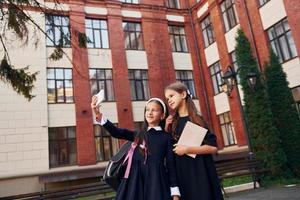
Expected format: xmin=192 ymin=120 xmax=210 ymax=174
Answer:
xmin=164 ymin=82 xmax=224 ymax=200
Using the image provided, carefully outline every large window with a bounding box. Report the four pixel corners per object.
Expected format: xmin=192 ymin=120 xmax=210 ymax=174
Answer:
xmin=120 ymin=0 xmax=139 ymax=4
xmin=46 ymin=15 xmax=70 ymax=47
xmin=166 ymin=0 xmax=180 ymax=8
xmin=267 ymin=18 xmax=298 ymax=63
xmin=94 ymin=125 xmax=119 ymax=162
xmin=209 ymin=62 xmax=223 ymax=95
xmin=123 ymin=22 xmax=144 ymax=50
xmin=85 ymin=19 xmax=109 ymax=48
xmin=230 ymin=51 xmax=240 ymax=83
xmin=47 ymin=68 xmax=73 ymax=103
xmin=169 ymin=25 xmax=188 ymax=52
xmin=292 ymin=86 xmax=300 ymax=118
xmin=221 ymin=0 xmax=238 ymax=32
xmin=129 ymin=69 xmax=150 ymax=101
xmin=201 ymin=15 xmax=215 ymax=48
xmin=176 ymin=70 xmax=197 ymax=98
xmin=219 ymin=112 xmax=237 ymax=146
xmin=49 ymin=127 xmax=77 ymax=168
xmin=258 ymin=0 xmax=270 ymax=6
xmin=89 ymin=69 xmax=115 ymax=101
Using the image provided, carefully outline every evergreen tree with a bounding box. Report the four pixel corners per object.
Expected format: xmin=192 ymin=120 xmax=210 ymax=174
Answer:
xmin=235 ymin=29 xmax=287 ymax=177
xmin=264 ymin=48 xmax=300 ymax=177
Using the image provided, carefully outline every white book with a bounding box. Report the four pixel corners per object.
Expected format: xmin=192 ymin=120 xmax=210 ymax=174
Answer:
xmin=177 ymin=121 xmax=207 ymax=158
xmin=95 ymin=89 xmax=105 ymax=107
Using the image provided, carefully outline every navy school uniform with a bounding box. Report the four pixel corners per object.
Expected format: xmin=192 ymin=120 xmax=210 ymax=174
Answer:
xmin=175 ymin=116 xmax=224 ymax=200
xmin=103 ymin=120 xmax=178 ymax=200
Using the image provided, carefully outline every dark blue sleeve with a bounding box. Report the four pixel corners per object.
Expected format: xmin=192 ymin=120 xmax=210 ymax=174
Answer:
xmin=202 ymin=131 xmax=217 ymax=147
xmin=102 ymin=120 xmax=135 ymax=141
xmin=165 ymin=134 xmax=178 ymax=187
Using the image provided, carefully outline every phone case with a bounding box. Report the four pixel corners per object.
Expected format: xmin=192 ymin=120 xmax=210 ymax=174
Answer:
xmin=95 ymin=89 xmax=105 ymax=107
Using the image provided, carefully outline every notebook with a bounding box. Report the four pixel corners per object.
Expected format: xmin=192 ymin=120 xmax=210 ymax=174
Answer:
xmin=177 ymin=121 xmax=208 ymax=158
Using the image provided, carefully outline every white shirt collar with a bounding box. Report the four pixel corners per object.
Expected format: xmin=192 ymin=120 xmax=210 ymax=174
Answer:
xmin=147 ymin=126 xmax=162 ymax=131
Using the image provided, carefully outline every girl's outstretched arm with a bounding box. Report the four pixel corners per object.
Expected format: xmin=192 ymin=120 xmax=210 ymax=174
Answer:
xmin=91 ymin=96 xmax=135 ymax=141
xmin=102 ymin=120 xmax=135 ymax=141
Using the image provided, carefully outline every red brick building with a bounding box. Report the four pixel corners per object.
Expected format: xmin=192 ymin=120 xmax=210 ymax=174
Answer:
xmin=0 ymin=0 xmax=299 ymax=196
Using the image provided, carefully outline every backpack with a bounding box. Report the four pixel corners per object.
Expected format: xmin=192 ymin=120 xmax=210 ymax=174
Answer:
xmin=102 ymin=142 xmax=132 ymax=191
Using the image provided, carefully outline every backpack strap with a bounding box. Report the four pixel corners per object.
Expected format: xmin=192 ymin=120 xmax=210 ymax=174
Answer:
xmin=123 ymin=142 xmax=137 ymax=178
xmin=123 ymin=140 xmax=147 ymax=178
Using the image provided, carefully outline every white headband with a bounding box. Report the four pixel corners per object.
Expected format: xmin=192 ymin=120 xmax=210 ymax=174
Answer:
xmin=146 ymin=98 xmax=167 ymax=114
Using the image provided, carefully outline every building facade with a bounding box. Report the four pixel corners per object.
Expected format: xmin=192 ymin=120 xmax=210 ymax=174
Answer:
xmin=0 ymin=0 xmax=299 ymax=196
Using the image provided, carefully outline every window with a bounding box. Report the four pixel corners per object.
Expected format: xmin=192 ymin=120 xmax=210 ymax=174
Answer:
xmin=267 ymin=18 xmax=298 ymax=63
xmin=230 ymin=51 xmax=240 ymax=83
xmin=292 ymin=86 xmax=300 ymax=118
xmin=258 ymin=0 xmax=270 ymax=6
xmin=209 ymin=62 xmax=223 ymax=95
xmin=47 ymin=68 xmax=73 ymax=103
xmin=219 ymin=112 xmax=237 ymax=146
xmin=169 ymin=25 xmax=188 ymax=52
xmin=166 ymin=0 xmax=180 ymax=8
xmin=46 ymin=15 xmax=70 ymax=47
xmin=129 ymin=69 xmax=150 ymax=101
xmin=94 ymin=125 xmax=119 ymax=162
xmin=176 ymin=70 xmax=197 ymax=98
xmin=201 ymin=15 xmax=215 ymax=47
xmin=89 ymin=69 xmax=115 ymax=101
xmin=49 ymin=127 xmax=77 ymax=168
xmin=123 ymin=22 xmax=144 ymax=50
xmin=85 ymin=19 xmax=109 ymax=48
xmin=120 ymin=0 xmax=139 ymax=4
xmin=221 ymin=0 xmax=238 ymax=32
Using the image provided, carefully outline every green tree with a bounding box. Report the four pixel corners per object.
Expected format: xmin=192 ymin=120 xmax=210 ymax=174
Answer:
xmin=235 ymin=29 xmax=287 ymax=177
xmin=0 ymin=0 xmax=88 ymax=100
xmin=264 ymin=48 xmax=300 ymax=177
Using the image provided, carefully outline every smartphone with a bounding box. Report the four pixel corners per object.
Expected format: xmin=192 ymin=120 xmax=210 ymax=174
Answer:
xmin=95 ymin=89 xmax=105 ymax=107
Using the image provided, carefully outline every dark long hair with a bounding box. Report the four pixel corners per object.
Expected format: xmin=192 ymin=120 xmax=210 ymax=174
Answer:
xmin=165 ymin=82 xmax=207 ymax=140
xmin=134 ymin=99 xmax=168 ymax=155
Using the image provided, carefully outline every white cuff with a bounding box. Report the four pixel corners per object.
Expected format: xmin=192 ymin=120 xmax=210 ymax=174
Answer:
xmin=170 ymin=186 xmax=181 ymax=196
xmin=96 ymin=114 xmax=107 ymax=125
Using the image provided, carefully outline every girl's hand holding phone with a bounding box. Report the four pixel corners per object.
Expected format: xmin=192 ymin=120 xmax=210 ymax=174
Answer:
xmin=91 ymin=90 xmax=105 ymax=114
xmin=91 ymin=90 xmax=105 ymax=122
xmin=173 ymin=195 xmax=180 ymax=200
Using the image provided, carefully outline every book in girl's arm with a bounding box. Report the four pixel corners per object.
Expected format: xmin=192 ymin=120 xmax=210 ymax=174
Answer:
xmin=177 ymin=121 xmax=207 ymax=158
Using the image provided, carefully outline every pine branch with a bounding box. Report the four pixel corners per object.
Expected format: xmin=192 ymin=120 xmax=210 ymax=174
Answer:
xmin=0 ymin=34 xmax=11 ymax=63
xmin=0 ymin=0 xmax=93 ymax=100
xmin=0 ymin=57 xmax=38 ymax=101
xmin=5 ymin=0 xmax=90 ymax=80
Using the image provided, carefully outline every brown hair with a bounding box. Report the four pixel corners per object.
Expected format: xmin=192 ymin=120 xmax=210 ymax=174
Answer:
xmin=165 ymin=82 xmax=207 ymax=140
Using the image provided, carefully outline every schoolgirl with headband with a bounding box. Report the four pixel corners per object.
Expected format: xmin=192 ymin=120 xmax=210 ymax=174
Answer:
xmin=91 ymin=97 xmax=180 ymax=200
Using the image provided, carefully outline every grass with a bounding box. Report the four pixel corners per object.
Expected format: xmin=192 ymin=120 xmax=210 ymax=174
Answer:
xmin=263 ymin=177 xmax=300 ymax=187
xmin=222 ymin=175 xmax=300 ymax=188
xmin=222 ymin=175 xmax=253 ymax=187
